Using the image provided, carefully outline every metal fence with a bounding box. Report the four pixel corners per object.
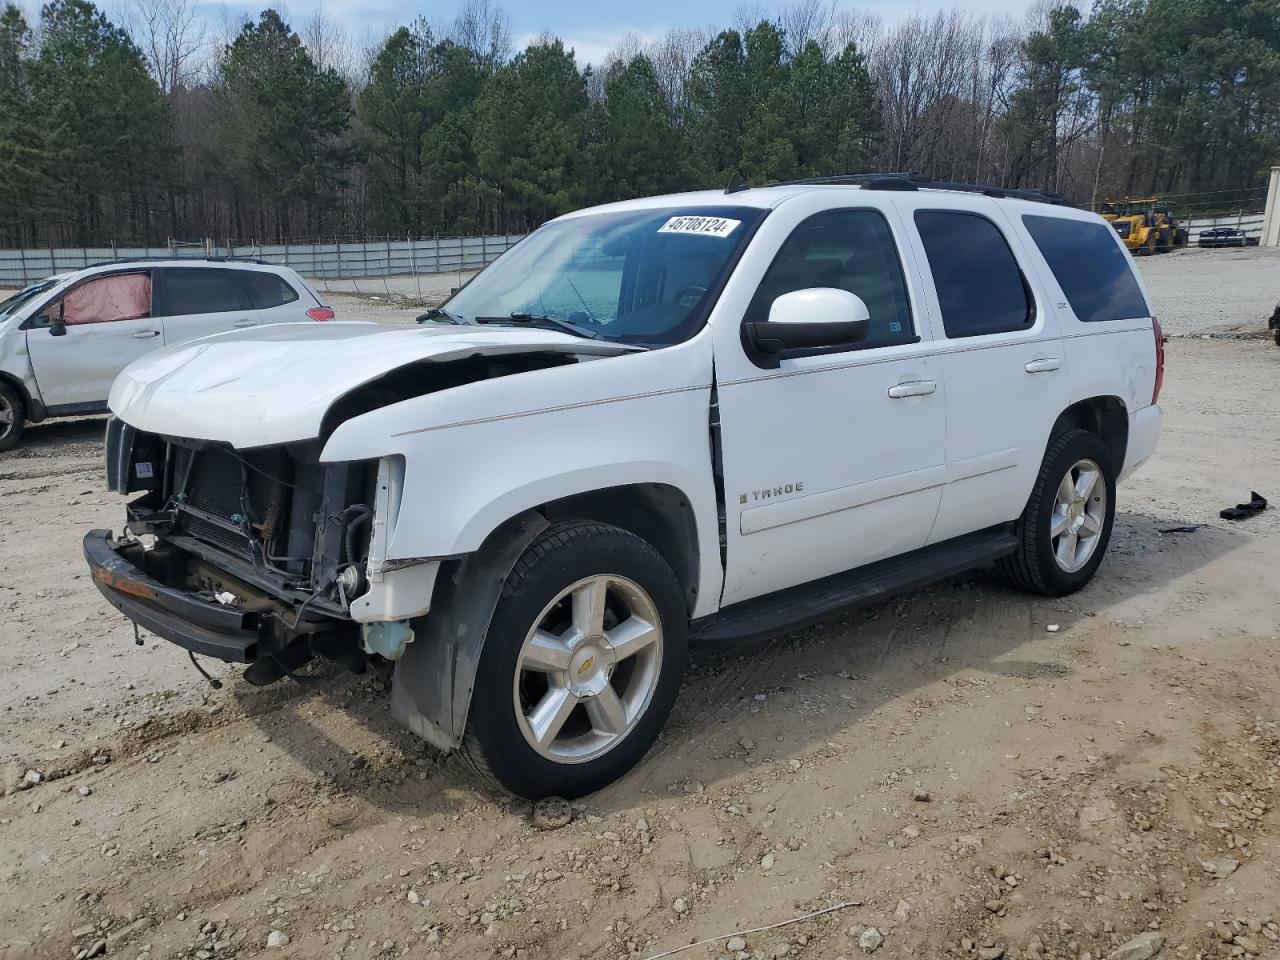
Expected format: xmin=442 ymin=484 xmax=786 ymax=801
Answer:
xmin=1183 ymin=211 xmax=1264 ymax=241
xmin=0 ymin=234 xmax=526 ymax=287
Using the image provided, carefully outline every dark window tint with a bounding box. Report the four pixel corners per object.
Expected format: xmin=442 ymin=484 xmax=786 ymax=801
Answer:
xmin=240 ymin=270 xmax=300 ymax=310
xmin=915 ymin=211 xmax=1032 ymax=338
xmin=1022 ymin=215 xmax=1150 ymax=323
xmin=160 ymin=268 xmax=243 ymax=315
xmin=747 ymin=209 xmax=915 ymax=350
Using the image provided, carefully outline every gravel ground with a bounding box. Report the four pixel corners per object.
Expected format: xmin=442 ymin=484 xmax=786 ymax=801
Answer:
xmin=1135 ymin=246 xmax=1280 ymax=337
xmin=2 ymin=245 xmax=1280 ymax=960
xmin=3 ymin=336 xmax=1280 ymax=960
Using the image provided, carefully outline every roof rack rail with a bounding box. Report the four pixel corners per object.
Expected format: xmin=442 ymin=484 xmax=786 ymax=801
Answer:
xmin=746 ymin=172 xmax=1073 ymax=207
xmin=84 ymin=255 xmax=274 ymax=268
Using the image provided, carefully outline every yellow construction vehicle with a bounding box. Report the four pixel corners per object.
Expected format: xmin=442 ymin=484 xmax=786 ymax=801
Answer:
xmin=1100 ymin=198 xmax=1189 ymax=255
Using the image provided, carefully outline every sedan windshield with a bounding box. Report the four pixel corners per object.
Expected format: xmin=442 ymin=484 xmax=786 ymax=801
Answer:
xmin=0 ymin=279 xmax=58 ymax=320
xmin=443 ymin=206 xmax=765 ymax=346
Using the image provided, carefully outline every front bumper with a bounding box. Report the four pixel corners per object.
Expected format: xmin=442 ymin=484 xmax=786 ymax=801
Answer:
xmin=84 ymin=529 xmax=261 ymax=662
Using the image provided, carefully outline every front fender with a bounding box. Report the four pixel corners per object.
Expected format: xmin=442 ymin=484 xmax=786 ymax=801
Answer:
xmin=320 ymin=338 xmax=723 ymax=617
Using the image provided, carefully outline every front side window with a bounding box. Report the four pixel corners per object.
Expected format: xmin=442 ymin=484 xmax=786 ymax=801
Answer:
xmin=745 ymin=209 xmax=915 ymax=351
xmin=160 ymin=268 xmax=244 ymax=316
xmin=1022 ymin=215 xmax=1150 ymax=323
xmin=34 ymin=273 xmax=152 ymax=328
xmin=915 ymin=210 xmax=1033 ymax=338
xmin=442 ymin=206 xmax=766 ymax=346
xmin=240 ymin=271 xmax=300 ymax=310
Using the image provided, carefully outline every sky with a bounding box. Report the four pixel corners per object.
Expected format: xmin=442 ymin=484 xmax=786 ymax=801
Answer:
xmin=188 ymin=0 xmax=1031 ymax=69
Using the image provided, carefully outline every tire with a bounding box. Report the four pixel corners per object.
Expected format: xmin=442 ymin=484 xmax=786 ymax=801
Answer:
xmin=460 ymin=521 xmax=688 ymax=799
xmin=0 ymin=381 xmax=26 ymax=452
xmin=998 ymin=429 xmax=1116 ymax=597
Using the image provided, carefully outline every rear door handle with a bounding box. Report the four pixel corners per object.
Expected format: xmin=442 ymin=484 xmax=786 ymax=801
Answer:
xmin=1025 ymin=358 xmax=1062 ymax=373
xmin=131 ymin=330 xmax=160 ymax=339
xmin=888 ymin=379 xmax=937 ymax=399
xmin=233 ymin=319 xmax=255 ymax=328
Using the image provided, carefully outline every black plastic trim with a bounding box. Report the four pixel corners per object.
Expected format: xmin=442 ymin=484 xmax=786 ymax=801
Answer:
xmin=83 ymin=529 xmax=261 ymax=662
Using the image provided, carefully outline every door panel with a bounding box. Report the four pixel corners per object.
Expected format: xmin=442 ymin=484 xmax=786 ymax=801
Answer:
xmin=25 ymin=272 xmax=160 ymax=407
xmin=711 ymin=202 xmax=948 ymax=608
xmin=156 ymin=267 xmax=257 ymax=344
xmin=892 ymin=196 xmax=1070 ymax=545
xmin=717 ymin=353 xmax=946 ymax=605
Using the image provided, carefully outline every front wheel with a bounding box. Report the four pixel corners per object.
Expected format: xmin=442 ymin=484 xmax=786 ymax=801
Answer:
xmin=999 ymin=429 xmax=1116 ymax=597
xmin=0 ymin=381 xmax=26 ymax=452
xmin=461 ymin=521 xmax=688 ymax=799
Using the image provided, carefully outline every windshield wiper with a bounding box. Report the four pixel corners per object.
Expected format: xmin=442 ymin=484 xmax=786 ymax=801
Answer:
xmin=417 ymin=306 xmax=462 ymax=324
xmin=475 ymin=312 xmax=600 ymax=340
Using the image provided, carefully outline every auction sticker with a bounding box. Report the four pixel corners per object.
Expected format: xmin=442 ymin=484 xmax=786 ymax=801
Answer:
xmin=657 ymin=215 xmax=742 ymax=238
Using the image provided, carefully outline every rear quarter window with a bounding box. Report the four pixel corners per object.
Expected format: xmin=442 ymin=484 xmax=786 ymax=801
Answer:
xmin=1022 ymin=215 xmax=1151 ymax=323
xmin=240 ymin=271 xmax=300 ymax=310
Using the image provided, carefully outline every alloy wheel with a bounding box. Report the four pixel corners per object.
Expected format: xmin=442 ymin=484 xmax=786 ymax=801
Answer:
xmin=512 ymin=574 xmax=664 ymax=764
xmin=1050 ymin=457 xmax=1107 ymax=573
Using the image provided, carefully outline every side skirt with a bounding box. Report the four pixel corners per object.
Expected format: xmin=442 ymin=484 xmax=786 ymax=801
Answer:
xmin=689 ymin=525 xmax=1017 ymax=645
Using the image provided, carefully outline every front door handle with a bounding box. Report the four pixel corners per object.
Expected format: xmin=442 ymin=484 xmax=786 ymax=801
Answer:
xmin=131 ymin=330 xmax=161 ymax=339
xmin=888 ymin=379 xmax=937 ymax=399
xmin=1025 ymin=357 xmax=1062 ymax=373
xmin=233 ymin=319 xmax=255 ymax=328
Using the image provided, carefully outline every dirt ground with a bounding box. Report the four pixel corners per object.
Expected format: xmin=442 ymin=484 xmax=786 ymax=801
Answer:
xmin=4 ymin=272 xmax=1280 ymax=960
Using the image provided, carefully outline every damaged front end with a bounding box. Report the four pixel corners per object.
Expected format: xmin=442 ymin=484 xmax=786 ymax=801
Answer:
xmin=87 ymin=418 xmax=431 ymax=684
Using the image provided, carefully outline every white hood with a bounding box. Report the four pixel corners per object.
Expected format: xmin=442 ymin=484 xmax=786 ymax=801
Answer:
xmin=109 ymin=321 xmax=634 ymax=448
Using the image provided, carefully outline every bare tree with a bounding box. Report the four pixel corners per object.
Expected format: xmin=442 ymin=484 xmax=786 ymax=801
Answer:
xmin=122 ymin=0 xmax=205 ymax=94
xmin=779 ymin=0 xmax=837 ymax=57
xmin=451 ymin=0 xmax=511 ymax=72
xmin=302 ymin=10 xmax=361 ymax=87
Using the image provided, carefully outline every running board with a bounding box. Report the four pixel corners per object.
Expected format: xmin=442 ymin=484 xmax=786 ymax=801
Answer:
xmin=690 ymin=526 xmax=1017 ymax=645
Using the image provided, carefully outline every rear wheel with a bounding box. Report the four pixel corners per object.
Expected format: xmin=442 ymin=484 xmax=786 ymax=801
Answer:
xmin=0 ymin=382 xmax=26 ymax=452
xmin=461 ymin=521 xmax=687 ymax=799
xmin=999 ymin=429 xmax=1116 ymax=597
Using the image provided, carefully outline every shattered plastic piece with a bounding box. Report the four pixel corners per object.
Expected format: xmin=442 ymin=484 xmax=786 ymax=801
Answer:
xmin=1220 ymin=491 xmax=1267 ymax=521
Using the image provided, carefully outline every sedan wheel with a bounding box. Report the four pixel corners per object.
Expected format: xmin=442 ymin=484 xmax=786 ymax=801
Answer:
xmin=0 ymin=382 xmax=25 ymax=452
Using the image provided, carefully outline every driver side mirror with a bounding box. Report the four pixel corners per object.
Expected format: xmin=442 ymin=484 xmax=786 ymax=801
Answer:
xmin=746 ymin=288 xmax=871 ymax=357
xmin=49 ymin=301 xmax=67 ymax=337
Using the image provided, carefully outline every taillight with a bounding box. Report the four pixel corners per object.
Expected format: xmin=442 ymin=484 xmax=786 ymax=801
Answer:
xmin=1151 ymin=316 xmax=1165 ymax=404
xmin=306 ymin=306 xmax=336 ymax=322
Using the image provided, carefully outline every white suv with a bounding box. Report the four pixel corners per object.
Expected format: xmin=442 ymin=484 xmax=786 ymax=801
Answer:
xmin=85 ymin=176 xmax=1163 ymax=799
xmin=0 ymin=259 xmax=334 ymax=450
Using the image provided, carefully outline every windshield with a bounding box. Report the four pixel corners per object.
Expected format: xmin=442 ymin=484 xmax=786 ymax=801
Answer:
xmin=0 ymin=279 xmax=58 ymax=320
xmin=443 ymin=206 xmax=766 ymax=346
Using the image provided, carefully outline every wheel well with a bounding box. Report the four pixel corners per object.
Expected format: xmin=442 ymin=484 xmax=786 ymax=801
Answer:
xmin=539 ymin=484 xmax=700 ymax=615
xmin=1050 ymin=397 xmax=1128 ymax=474
xmin=0 ymin=372 xmax=36 ymax=422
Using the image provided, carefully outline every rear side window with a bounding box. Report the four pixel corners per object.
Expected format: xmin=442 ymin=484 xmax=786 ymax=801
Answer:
xmin=915 ymin=211 xmax=1033 ymax=338
xmin=1022 ymin=215 xmax=1150 ymax=323
xmin=239 ymin=270 xmax=300 ymax=310
xmin=160 ymin=268 xmax=244 ymax=315
xmin=747 ymin=209 xmax=915 ymax=351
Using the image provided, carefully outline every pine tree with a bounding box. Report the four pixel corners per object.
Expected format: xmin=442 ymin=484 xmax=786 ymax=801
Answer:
xmin=217 ymin=9 xmax=351 ymax=239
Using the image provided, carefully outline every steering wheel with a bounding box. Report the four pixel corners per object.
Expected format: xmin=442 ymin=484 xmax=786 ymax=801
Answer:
xmin=673 ymin=284 xmax=708 ymax=310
